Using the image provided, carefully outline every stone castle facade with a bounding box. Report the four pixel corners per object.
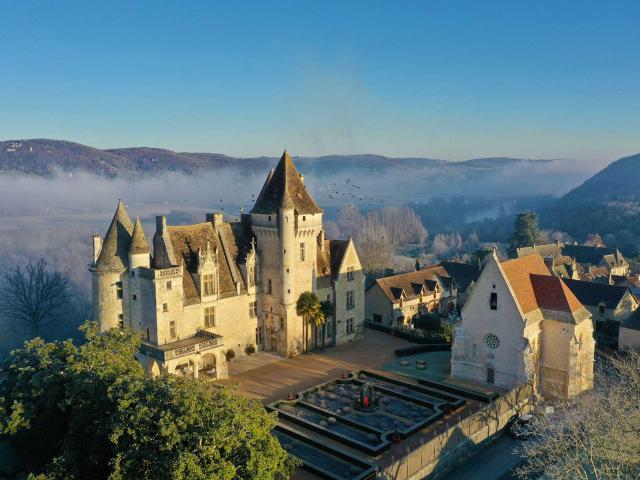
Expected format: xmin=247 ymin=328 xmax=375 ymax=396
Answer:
xmin=90 ymin=152 xmax=365 ymax=379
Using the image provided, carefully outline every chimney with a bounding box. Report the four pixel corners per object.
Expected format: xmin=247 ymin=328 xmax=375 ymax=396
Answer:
xmin=206 ymin=212 xmax=224 ymax=229
xmin=156 ymin=216 xmax=167 ymax=236
xmin=92 ymin=235 xmax=102 ymax=263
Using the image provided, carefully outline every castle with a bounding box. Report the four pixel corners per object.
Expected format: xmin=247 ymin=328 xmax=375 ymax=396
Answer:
xmin=90 ymin=151 xmax=365 ymax=379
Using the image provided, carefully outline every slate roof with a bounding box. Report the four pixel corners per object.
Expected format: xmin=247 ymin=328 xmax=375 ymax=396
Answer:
xmin=562 ymin=244 xmax=627 ymax=267
xmin=129 ymin=216 xmax=150 ymax=255
xmin=167 ymin=222 xmax=247 ymax=302
xmin=251 ymin=151 xmax=322 ymax=215
xmin=516 ymin=243 xmax=563 ymax=259
xmin=501 ymin=254 xmax=583 ymax=316
xmin=439 ymin=261 xmax=480 ymax=291
xmin=563 ymin=278 xmax=631 ymax=309
xmin=94 ymin=200 xmax=134 ymax=271
xmin=373 ymin=266 xmax=451 ymax=303
xmin=316 ymin=239 xmax=351 ymax=285
xmin=622 ymin=307 xmax=640 ymax=331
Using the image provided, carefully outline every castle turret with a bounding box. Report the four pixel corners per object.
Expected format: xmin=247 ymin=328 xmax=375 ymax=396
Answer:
xmin=90 ymin=199 xmax=134 ymax=332
xmin=250 ymin=150 xmax=323 ymax=355
xmin=129 ymin=216 xmax=151 ymax=270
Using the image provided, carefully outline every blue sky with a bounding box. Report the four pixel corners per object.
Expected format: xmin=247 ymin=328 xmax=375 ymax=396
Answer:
xmin=1 ymin=1 xmax=638 ymax=161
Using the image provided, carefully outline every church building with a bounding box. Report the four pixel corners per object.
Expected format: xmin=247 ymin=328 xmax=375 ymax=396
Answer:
xmin=90 ymin=151 xmax=365 ymax=379
xmin=451 ymin=252 xmax=595 ymax=399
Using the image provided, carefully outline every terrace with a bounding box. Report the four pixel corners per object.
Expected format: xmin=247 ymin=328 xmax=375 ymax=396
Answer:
xmin=224 ymin=330 xmax=503 ymax=480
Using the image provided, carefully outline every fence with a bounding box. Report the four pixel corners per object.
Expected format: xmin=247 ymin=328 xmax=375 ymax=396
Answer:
xmin=377 ymin=383 xmax=534 ymax=480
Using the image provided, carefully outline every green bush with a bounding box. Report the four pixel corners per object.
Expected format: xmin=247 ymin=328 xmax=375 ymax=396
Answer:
xmin=225 ymin=348 xmax=236 ymax=362
xmin=412 ymin=313 xmax=441 ymax=332
xmin=245 ymin=344 xmax=256 ymax=355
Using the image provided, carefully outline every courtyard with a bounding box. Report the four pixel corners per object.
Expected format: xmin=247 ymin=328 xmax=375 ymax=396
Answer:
xmin=222 ymin=330 xmax=514 ymax=480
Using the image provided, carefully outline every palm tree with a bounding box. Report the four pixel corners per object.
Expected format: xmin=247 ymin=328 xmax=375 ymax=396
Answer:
xmin=319 ymin=300 xmax=334 ymax=349
xmin=296 ymin=292 xmax=322 ymax=352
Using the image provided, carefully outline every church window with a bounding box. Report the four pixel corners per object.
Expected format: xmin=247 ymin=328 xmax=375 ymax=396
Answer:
xmin=118 ymin=314 xmax=123 ymax=330
xmin=485 ymin=333 xmax=500 ymax=350
xmin=346 ymin=290 xmax=355 ymax=310
xmin=346 ymin=266 xmax=355 ymax=281
xmin=490 ymin=292 xmax=498 ymax=310
xmin=169 ymin=321 xmax=176 ymax=338
xmin=204 ymin=307 xmax=215 ymax=327
xmin=163 ymin=303 xmax=168 ymax=312
xmin=300 ymin=242 xmax=305 ymax=261
xmin=248 ymin=266 xmax=255 ymax=287
xmin=116 ymin=282 xmax=123 ymax=299
xmin=302 ymin=216 xmax=306 ymax=221
xmin=166 ymin=280 xmax=172 ymax=290
xmin=203 ymin=274 xmax=216 ymax=295
xmin=268 ymin=279 xmax=273 ymax=294
xmin=249 ymin=301 xmax=257 ymax=318
xmin=346 ymin=318 xmax=354 ymax=334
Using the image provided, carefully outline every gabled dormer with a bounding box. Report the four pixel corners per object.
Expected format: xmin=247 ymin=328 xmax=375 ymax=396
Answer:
xmin=197 ymin=240 xmax=219 ymax=301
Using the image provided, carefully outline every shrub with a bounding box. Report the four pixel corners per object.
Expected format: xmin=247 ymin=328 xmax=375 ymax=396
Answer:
xmin=245 ymin=344 xmax=256 ymax=355
xmin=412 ymin=313 xmax=441 ymax=332
xmin=225 ymin=349 xmax=236 ymax=362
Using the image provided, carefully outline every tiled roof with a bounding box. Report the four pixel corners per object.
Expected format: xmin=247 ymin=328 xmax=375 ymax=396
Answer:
xmin=516 ymin=243 xmax=563 ymax=259
xmin=374 ymin=266 xmax=451 ymax=303
xmin=501 ymin=254 xmax=553 ymax=314
xmin=251 ymin=151 xmax=322 ymax=215
xmin=530 ymin=274 xmax=583 ymax=313
xmin=94 ymin=200 xmax=134 ymax=271
xmin=563 ymin=278 xmax=630 ymax=309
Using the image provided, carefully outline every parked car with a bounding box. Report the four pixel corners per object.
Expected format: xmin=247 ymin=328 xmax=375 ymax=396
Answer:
xmin=508 ymin=413 xmax=539 ymax=440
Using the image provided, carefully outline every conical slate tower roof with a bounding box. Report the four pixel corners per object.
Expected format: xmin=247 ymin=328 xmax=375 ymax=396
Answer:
xmin=129 ymin=216 xmax=150 ymax=255
xmin=95 ymin=199 xmax=134 ymax=271
xmin=251 ymin=151 xmax=322 ymax=215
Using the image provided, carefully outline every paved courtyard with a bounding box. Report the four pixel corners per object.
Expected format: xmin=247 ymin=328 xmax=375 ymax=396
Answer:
xmin=220 ymin=329 xmax=411 ymax=402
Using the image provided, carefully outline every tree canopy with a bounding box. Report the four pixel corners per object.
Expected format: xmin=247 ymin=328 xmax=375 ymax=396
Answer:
xmin=0 ymin=323 xmax=296 ymax=479
xmin=516 ymin=351 xmax=640 ymax=479
xmin=510 ymin=211 xmax=541 ymax=252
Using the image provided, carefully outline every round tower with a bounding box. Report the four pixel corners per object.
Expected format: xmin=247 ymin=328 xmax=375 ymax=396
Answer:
xmin=90 ymin=200 xmax=134 ymax=332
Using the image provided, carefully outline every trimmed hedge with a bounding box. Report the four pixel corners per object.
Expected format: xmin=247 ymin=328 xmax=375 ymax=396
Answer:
xmin=365 ymin=320 xmax=451 ymax=345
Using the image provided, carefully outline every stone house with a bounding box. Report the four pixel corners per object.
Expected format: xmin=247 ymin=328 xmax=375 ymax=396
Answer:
xmin=517 ymin=242 xmax=629 ymax=277
xmin=619 ymin=308 xmax=640 ymax=351
xmin=90 ymin=151 xmax=365 ymax=379
xmin=365 ymin=266 xmax=456 ymax=328
xmin=451 ymin=252 xmax=595 ymax=399
xmin=563 ymin=278 xmax=638 ymax=347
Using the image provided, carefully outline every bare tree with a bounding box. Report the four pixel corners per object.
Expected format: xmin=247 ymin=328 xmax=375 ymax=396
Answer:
xmin=516 ymin=351 xmax=640 ymax=479
xmin=357 ymin=223 xmax=393 ymax=274
xmin=0 ymin=258 xmax=72 ymax=338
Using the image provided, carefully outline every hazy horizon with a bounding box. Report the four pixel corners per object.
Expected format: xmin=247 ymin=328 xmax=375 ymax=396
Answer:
xmin=2 ymin=1 xmax=639 ymax=161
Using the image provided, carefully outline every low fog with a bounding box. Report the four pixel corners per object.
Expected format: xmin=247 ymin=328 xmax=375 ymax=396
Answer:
xmin=0 ymin=157 xmax=601 ymax=353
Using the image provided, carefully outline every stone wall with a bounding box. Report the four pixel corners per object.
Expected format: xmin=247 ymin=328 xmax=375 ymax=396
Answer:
xmin=377 ymin=384 xmax=534 ymax=480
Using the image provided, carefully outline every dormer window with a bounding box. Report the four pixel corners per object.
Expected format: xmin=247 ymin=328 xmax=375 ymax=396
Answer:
xmin=346 ymin=266 xmax=355 ymax=281
xmin=203 ymin=274 xmax=216 ymax=295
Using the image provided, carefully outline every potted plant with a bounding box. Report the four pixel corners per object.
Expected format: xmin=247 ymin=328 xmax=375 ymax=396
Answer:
xmin=225 ymin=348 xmax=236 ymax=362
xmin=245 ymin=344 xmax=256 ymax=356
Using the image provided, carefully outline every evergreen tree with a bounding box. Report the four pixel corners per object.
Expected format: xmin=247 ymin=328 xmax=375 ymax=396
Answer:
xmin=510 ymin=211 xmax=541 ymax=254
